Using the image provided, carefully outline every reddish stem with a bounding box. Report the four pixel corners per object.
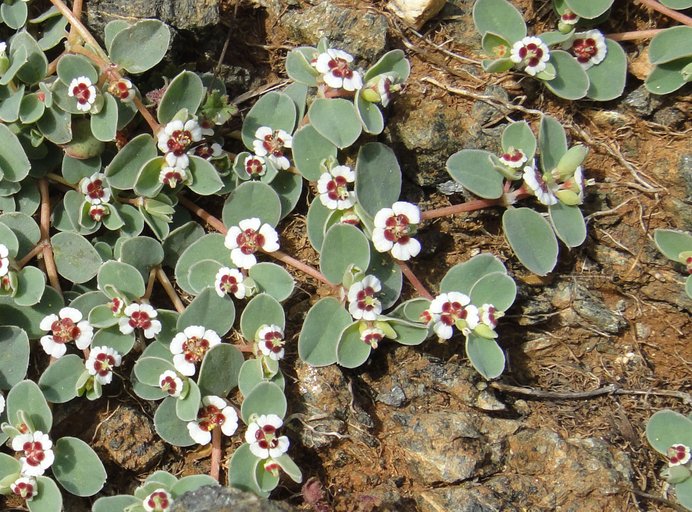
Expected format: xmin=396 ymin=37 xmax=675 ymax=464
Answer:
xmin=210 ymin=427 xmax=222 ymax=482
xmin=637 ymin=0 xmax=692 ymax=26
xmin=606 ymin=29 xmax=665 ymax=41
xmin=38 ymin=179 xmax=62 ymax=294
xmin=421 ymin=198 xmax=502 ymax=220
xmin=179 ymin=196 xmax=227 ymax=234
xmin=16 ymin=242 xmax=48 ymax=270
xmin=397 ymin=261 xmax=433 ymax=300
xmin=155 ymin=268 xmax=185 ymax=313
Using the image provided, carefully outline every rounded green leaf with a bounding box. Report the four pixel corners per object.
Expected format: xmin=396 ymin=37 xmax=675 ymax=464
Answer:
xmin=92 ymin=495 xmax=140 ymax=512
xmin=503 ymin=208 xmax=558 ymax=275
xmin=228 ymin=443 xmax=264 ymax=497
xmin=549 ymin=202 xmax=587 ymax=248
xmin=502 ymin=121 xmax=536 ymax=160
xmin=188 ymin=155 xmax=224 ymax=195
xmin=308 ymin=98 xmax=362 ymax=149
xmin=155 ymin=396 xmax=195 ymax=446
xmin=564 ymin=0 xmax=613 ymax=18
xmin=188 ymin=259 xmax=223 ymax=294
xmin=91 ymin=93 xmax=119 ymax=142
xmin=176 ymin=379 xmax=201 ymax=422
xmin=1 ymin=0 xmax=28 ymax=29
xmin=320 ymin=223 xmax=371 ymax=284
xmin=543 ymin=50 xmax=589 ymax=100
xmin=285 ymin=47 xmax=319 ymax=86
xmin=174 ymin=233 xmax=232 ymax=295
xmin=57 ymin=54 xmax=98 ymax=86
xmin=240 ymin=293 xmax=285 ymax=340
xmin=11 ymin=32 xmax=48 ymax=85
xmin=466 ymin=335 xmax=505 ymax=379
xmin=654 ymin=229 xmax=692 ymax=262
xmin=306 ymin=198 xmax=331 ymax=252
xmin=446 ymin=149 xmax=504 ymax=199
xmin=586 ymin=40 xmax=627 ymax=101
xmin=389 ymin=318 xmax=430 ymax=346
xmin=241 ymin=92 xmax=297 ymax=150
xmin=289 ymin=124 xmax=337 ymax=181
xmin=61 ymin=155 xmax=101 ymax=185
xmin=91 ymin=326 xmax=135 ymax=356
xmin=336 ymin=322 xmax=372 ymax=369
xmin=355 ymin=89 xmax=385 ymax=135
xmin=0 ymin=83 xmax=25 ymax=123
xmin=659 ymin=0 xmax=692 ymax=7
xmin=163 ymin=221 xmax=205 ymax=268
xmin=38 ymin=354 xmax=84 ymax=403
xmin=472 ymin=0 xmax=527 ymax=43
xmin=53 ymin=436 xmax=107 ymax=496
xmin=0 ymin=326 xmax=30 ymax=389
xmin=7 ymin=379 xmax=52 ymax=432
xmin=0 ymin=124 xmax=30 ymax=182
xmin=238 ymin=358 xmax=285 ymax=397
xmin=105 ymin=134 xmax=157 ymax=190
xmin=538 ymin=115 xmax=568 ymax=173
xmin=646 ymin=58 xmax=691 ymax=95
xmin=170 ymin=475 xmax=218 ymax=497
xmin=482 ymin=57 xmax=515 ymax=73
xmin=364 ymin=49 xmax=411 ymax=82
xmin=177 ymin=288 xmax=235 ymax=336
xmin=0 ymin=452 xmax=20 ymax=481
xmin=284 ymin=81 xmax=308 ymax=121
xmin=222 ymin=181 xmax=282 ymax=228
xmin=271 ymin=171 xmax=303 ymax=219
xmin=88 ymin=304 xmax=119 ymax=329
xmin=134 ymin=157 xmax=166 ymax=198
xmin=51 ymin=231 xmax=103 ymax=283
xmin=650 ymin=27 xmax=692 ymax=65
xmin=298 ymin=297 xmax=350 ymax=366
xmin=355 ymin=142 xmax=402 ymax=217
xmin=198 ymin=344 xmax=244 ymax=397
xmin=157 ymin=70 xmax=205 ymax=124
xmin=366 ymin=248 xmax=402 ymax=310
xmin=646 ymin=410 xmax=692 ymax=455
xmin=255 ymin=460 xmax=280 ymax=493
xmin=677 ymin=478 xmax=692 ymax=510
xmin=248 ymin=263 xmax=294 ymax=302
xmin=109 ymin=19 xmax=171 ymax=73
xmin=98 ymin=261 xmax=146 ymax=300
xmin=469 ymin=272 xmax=516 ymax=311
xmin=37 ymin=106 xmax=72 ymax=144
xmin=117 ymin=236 xmax=164 ymax=280
xmin=134 ymin=356 xmax=176 ymax=387
xmin=62 ymin=119 xmax=105 ymax=160
xmin=0 ymin=222 xmax=18 ymax=257
xmin=0 ymin=286 xmax=63 ymax=339
xmin=27 ymin=476 xmax=63 ymax=512
xmin=13 ymin=266 xmax=46 ymax=306
xmin=241 ymin=381 xmax=287 ymax=423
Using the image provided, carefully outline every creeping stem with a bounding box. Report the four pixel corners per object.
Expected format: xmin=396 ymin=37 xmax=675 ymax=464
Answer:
xmin=636 ymin=0 xmax=692 ymax=27
xmin=38 ymin=179 xmax=62 ymax=294
xmin=210 ymin=428 xmax=222 ymax=482
xmin=155 ymin=268 xmax=186 ymax=313
xmin=421 ymin=198 xmax=502 ymax=220
xmin=397 ymin=261 xmax=433 ymax=300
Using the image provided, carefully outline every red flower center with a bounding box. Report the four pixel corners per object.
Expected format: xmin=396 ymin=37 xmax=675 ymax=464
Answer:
xmin=89 ymin=206 xmax=106 ymax=221
xmin=518 ymin=43 xmax=544 ymax=67
xmin=50 ymin=318 xmax=81 ymax=344
xmin=501 ymin=149 xmax=524 ymax=163
xmin=160 ymin=375 xmax=178 ymax=395
xmin=162 ymin=170 xmax=184 ymax=186
xmin=198 ymin=404 xmax=225 ymax=432
xmin=356 ymin=287 xmax=378 ymax=312
xmin=255 ymin=424 xmax=280 ymax=450
xmin=262 ymin=133 xmax=285 ymax=157
xmin=327 ymin=58 xmax=354 ymax=79
xmin=115 ymin=81 xmax=130 ymax=99
xmin=86 ymin=179 xmax=106 ymax=200
xmin=572 ymin=38 xmax=598 ymax=63
xmin=246 ymin=158 xmax=265 ymax=176
xmin=363 ymin=331 xmax=383 ymax=347
xmin=220 ymin=274 xmax=240 ymax=294
xmin=182 ymin=336 xmax=211 ymax=363
xmin=326 ymin=176 xmax=350 ymax=201
xmin=669 ymin=445 xmax=690 ymax=464
xmin=128 ymin=310 xmax=152 ymax=330
xmin=22 ymin=442 xmax=47 ymax=467
xmin=236 ymin=229 xmax=265 ymax=255
xmin=440 ymin=300 xmax=467 ymax=326
xmin=72 ymin=82 xmax=92 ymax=105
xmin=93 ymin=352 xmax=116 ymax=377
xmin=167 ymin=130 xmax=193 ymax=156
xmin=146 ymin=491 xmax=170 ymax=511
xmin=383 ymin=214 xmax=411 ymax=244
xmin=13 ymin=481 xmax=34 ymax=499
xmin=262 ymin=330 xmax=284 ymax=354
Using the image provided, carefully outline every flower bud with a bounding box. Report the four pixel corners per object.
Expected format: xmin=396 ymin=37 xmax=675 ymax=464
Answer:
xmin=554 ymin=145 xmax=588 ymax=180
xmin=555 ymin=189 xmax=581 ymax=206
xmin=473 ymin=323 xmax=498 ymax=339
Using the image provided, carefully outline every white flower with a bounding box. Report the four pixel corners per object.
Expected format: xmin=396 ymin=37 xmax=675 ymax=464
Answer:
xmin=361 ymin=327 xmax=384 ymax=349
xmin=79 ymin=172 xmax=111 ymax=205
xmin=428 ymin=292 xmax=480 ymax=340
xmin=257 ymin=324 xmax=285 ymax=361
xmin=170 ymin=325 xmax=222 ymax=376
xmin=224 ymin=217 xmax=280 ymax=270
xmin=244 ymin=414 xmax=290 ymax=460
xmin=317 ymin=164 xmax=356 ymax=210
xmin=372 ymin=201 xmax=421 ymax=261
xmin=157 ymin=118 xmax=203 ymax=168
xmin=11 ymin=476 xmax=37 ymax=501
xmin=187 ymin=395 xmax=239 ymax=445
xmin=376 ymin=74 xmax=397 ymax=107
xmin=563 ymin=30 xmax=607 ymax=69
xmin=143 ymin=488 xmax=173 ymax=512
xmin=11 ymin=431 xmax=54 ymax=477
xmin=313 ymin=49 xmax=363 ymax=91
xmin=159 ymin=162 xmax=188 ymax=188
xmin=215 ymin=267 xmax=247 ymax=299
xmin=159 ymin=370 xmax=184 ymax=398
xmin=109 ymin=78 xmax=135 ymax=102
xmin=67 ymin=76 xmax=97 ymax=112
xmin=0 ymin=42 xmax=6 ymax=56
xmin=244 ymin=154 xmax=267 ymax=178
xmin=478 ymin=304 xmax=499 ymax=330
xmin=510 ymin=36 xmax=551 ymax=76
xmin=347 ymin=275 xmax=382 ymax=321
xmin=523 ymin=163 xmax=558 ymax=206
xmin=0 ymin=243 xmax=9 ymax=277
xmin=252 ymin=127 xmax=293 ymax=171
xmin=88 ymin=203 xmax=109 ymax=222
xmin=668 ymin=444 xmax=692 ymax=466
xmin=0 ymin=391 xmax=4 ymax=416
xmin=39 ymin=307 xmax=93 ymax=358
xmin=118 ymin=303 xmax=162 ymax=339
xmin=499 ymin=148 xmax=527 ymax=169
xmin=86 ymin=346 xmax=122 ymax=385
xmin=560 ymin=10 xmax=579 ymax=26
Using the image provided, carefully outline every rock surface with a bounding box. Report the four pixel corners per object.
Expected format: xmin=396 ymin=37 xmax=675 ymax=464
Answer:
xmin=388 ymin=0 xmax=447 ymax=30
xmin=172 ymin=485 xmax=297 ymax=512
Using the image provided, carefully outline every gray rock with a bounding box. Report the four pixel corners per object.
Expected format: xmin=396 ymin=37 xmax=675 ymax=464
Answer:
xmin=653 ymin=106 xmax=686 ymax=128
xmin=622 ymin=85 xmax=664 ymax=117
xmin=85 ymin=0 xmax=220 ymax=36
xmin=92 ymin=405 xmax=165 ymax=472
xmin=171 ymin=485 xmax=297 ymax=512
xmin=436 ymin=179 xmax=466 ymax=196
xmin=679 ymin=153 xmax=692 ymax=202
xmin=418 ymin=485 xmax=511 ymax=512
xmin=280 ymin=2 xmax=388 ymax=63
xmin=553 ymin=282 xmax=626 ymax=334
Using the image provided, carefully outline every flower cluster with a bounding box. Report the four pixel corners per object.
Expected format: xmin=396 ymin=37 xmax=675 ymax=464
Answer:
xmin=252 ymin=126 xmax=293 ymax=171
xmin=187 ymin=395 xmax=239 ymax=445
xmin=86 ymin=346 xmax=122 ymax=385
xmin=422 ymin=293 xmax=504 ymax=341
xmin=215 ymin=267 xmax=247 ymax=299
xmin=255 ymin=324 xmax=285 ymax=361
xmin=668 ymin=444 xmax=691 ymax=467
xmin=245 ymin=414 xmax=289 ymax=467
xmin=347 ymin=275 xmax=382 ymax=321
xmin=157 ymin=117 xmax=204 ymax=188
xmin=510 ymin=37 xmax=550 ymax=76
xmin=118 ymin=303 xmax=162 ymax=340
xmin=372 ymin=201 xmax=421 ymax=261
xmin=7 ymin=430 xmax=53 ymax=501
xmin=170 ymin=325 xmax=221 ymax=376
xmin=68 ymin=76 xmax=98 ymax=113
xmin=79 ymin=172 xmax=113 ymax=222
xmin=313 ymin=48 xmax=363 ymax=91
xmin=0 ymin=243 xmax=10 ymax=277
xmin=317 ymin=163 xmax=356 ymax=210
xmin=143 ymin=488 xmax=173 ymax=512
xmin=563 ymin=30 xmax=607 ymax=70
xmin=108 ymin=78 xmax=136 ymax=103
xmin=224 ymin=218 xmax=280 ymax=269
xmin=523 ymin=160 xmax=589 ymax=206
xmin=39 ymin=307 xmax=93 ymax=358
